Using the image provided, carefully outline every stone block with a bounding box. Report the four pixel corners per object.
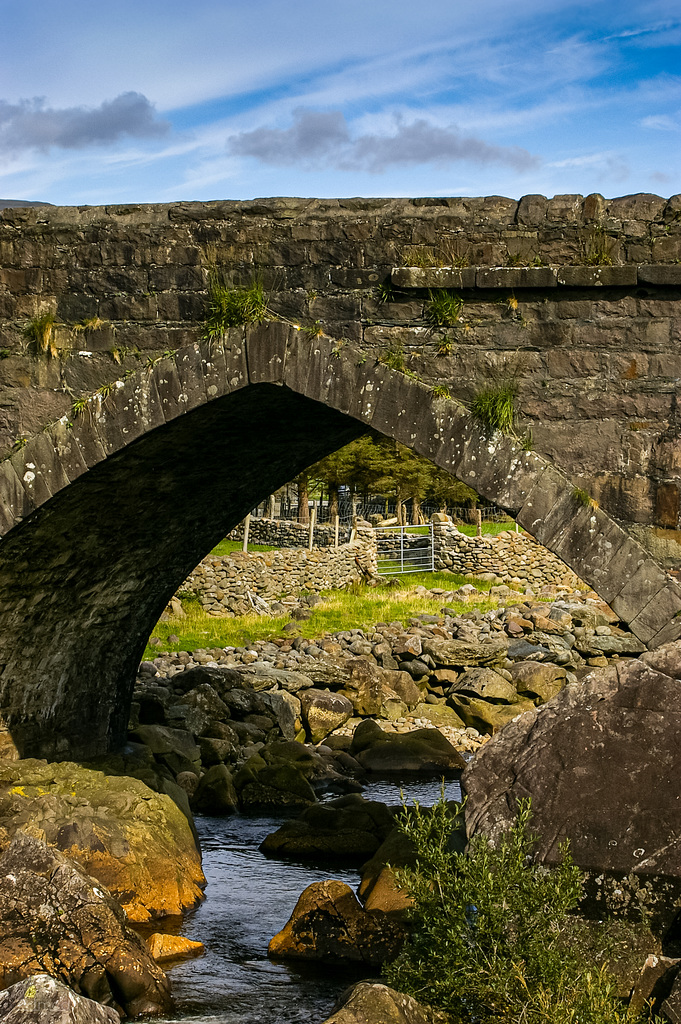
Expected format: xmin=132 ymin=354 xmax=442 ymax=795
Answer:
xmin=475 ymin=267 xmax=557 ymax=288
xmin=330 ymin=268 xmax=384 ymax=288
xmin=637 ymin=264 xmax=681 ymax=286
xmin=390 ymin=267 xmax=476 ymax=289
xmin=515 ymin=464 xmax=572 ymax=540
xmin=557 ymin=266 xmax=637 ymax=287
xmin=647 ymin=617 xmax=681 ymax=650
xmin=173 ymin=342 xmax=211 ymax=414
xmin=245 ymin=321 xmax=292 ymax=384
xmin=610 ymin=560 xmax=675 ymax=626
xmin=200 ymin=330 xmax=249 ymax=399
xmin=627 ymin=583 xmax=681 ymax=646
xmin=516 ymin=194 xmax=548 ymax=226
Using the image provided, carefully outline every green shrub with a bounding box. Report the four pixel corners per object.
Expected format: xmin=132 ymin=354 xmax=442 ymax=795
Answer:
xmin=384 ymin=798 xmax=650 ymax=1024
xmin=425 ymin=289 xmax=463 ymax=327
xmin=202 ymin=272 xmax=270 ymax=338
xmin=573 ymin=486 xmax=593 ymax=507
xmin=470 ymin=382 xmax=518 ymax=434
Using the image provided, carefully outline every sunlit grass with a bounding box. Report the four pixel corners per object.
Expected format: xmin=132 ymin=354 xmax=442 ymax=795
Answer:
xmin=209 ymin=538 xmax=277 ymax=556
xmin=144 ymin=573 xmax=498 ymax=657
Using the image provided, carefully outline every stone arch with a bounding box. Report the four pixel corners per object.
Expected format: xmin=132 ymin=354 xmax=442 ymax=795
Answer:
xmin=0 ymin=323 xmax=679 ymax=760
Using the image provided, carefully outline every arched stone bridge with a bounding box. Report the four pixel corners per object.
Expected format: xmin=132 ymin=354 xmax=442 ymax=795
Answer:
xmin=0 ymin=323 xmax=680 ymax=761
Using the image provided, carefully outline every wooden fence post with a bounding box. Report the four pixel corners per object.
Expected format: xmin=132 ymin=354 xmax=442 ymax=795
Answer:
xmin=308 ymin=507 xmax=316 ymax=551
xmin=242 ymin=513 xmax=251 ymax=553
xmin=334 ymin=514 xmax=339 ymax=548
xmin=475 ymin=508 xmax=482 ymax=538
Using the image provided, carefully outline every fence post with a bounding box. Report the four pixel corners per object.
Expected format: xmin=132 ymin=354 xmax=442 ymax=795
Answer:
xmin=475 ymin=508 xmax=482 ymax=538
xmin=400 ymin=526 xmax=404 ymax=573
xmin=430 ymin=523 xmax=435 ymax=571
xmin=349 ymin=515 xmax=357 ymax=544
xmin=334 ymin=514 xmax=339 ymax=548
xmin=308 ymin=507 xmax=316 ymax=551
xmin=242 ymin=513 xmax=251 ymax=553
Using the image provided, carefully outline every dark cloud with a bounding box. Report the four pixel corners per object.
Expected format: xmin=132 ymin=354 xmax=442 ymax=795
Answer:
xmin=228 ymin=108 xmax=537 ymax=173
xmin=0 ymin=93 xmax=169 ymax=152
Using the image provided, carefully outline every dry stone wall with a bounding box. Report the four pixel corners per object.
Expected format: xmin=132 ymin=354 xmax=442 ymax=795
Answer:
xmin=433 ymin=519 xmax=586 ymax=590
xmin=229 ymin=517 xmax=352 ymax=548
xmin=184 ymin=522 xmax=377 ymax=615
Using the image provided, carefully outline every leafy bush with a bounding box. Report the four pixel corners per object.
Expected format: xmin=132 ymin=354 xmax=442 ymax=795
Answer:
xmin=202 ymin=272 xmax=270 ymax=338
xmin=470 ymin=382 xmax=518 ymax=434
xmin=425 ymin=289 xmax=463 ymax=327
xmin=572 ymin=486 xmax=593 ymax=507
xmin=384 ymin=798 xmax=649 ymax=1024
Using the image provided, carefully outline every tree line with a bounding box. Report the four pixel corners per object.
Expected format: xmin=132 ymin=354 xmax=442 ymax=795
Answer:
xmin=292 ymin=431 xmax=479 ymax=525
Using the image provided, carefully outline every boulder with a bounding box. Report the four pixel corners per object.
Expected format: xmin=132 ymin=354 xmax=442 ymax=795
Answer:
xmin=320 ymin=981 xmax=450 ymax=1024
xmin=0 ymin=759 xmax=205 ymax=923
xmin=421 ymin=638 xmax=507 ymax=668
xmin=463 ymin=642 xmax=681 ymax=931
xmin=262 ymin=688 xmax=301 ymax=740
xmin=192 ymin=763 xmax=238 ymax=814
xmin=179 ymin=682 xmax=231 ymax=723
xmin=146 ymin=934 xmax=204 ymax=965
xmin=448 ymin=694 xmax=536 ymax=734
xmin=300 ymin=688 xmax=354 ymax=743
xmin=268 ymin=880 xmax=404 ymax=965
xmin=0 ymin=834 xmax=172 ymax=1017
xmin=509 ymin=661 xmax=567 ymax=704
xmin=129 ymin=724 xmax=201 ymax=775
xmin=409 ymin=703 xmax=465 ymax=729
xmin=0 ymin=975 xmax=119 ymax=1024
xmin=340 ymin=661 xmax=408 ymax=719
xmin=350 ymin=722 xmax=465 ymax=772
xmin=452 ymin=667 xmax=519 ymax=704
xmin=260 ymin=794 xmax=395 ymax=863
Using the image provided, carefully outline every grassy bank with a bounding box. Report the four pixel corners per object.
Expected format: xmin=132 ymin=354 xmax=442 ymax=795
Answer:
xmin=144 ymin=572 xmax=498 ymax=658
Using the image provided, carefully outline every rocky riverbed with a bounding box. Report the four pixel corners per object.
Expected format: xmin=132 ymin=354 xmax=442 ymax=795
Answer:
xmin=1 ymin=581 xmax=681 ymax=1022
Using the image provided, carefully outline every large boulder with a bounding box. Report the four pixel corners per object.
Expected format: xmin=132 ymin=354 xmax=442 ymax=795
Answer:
xmin=268 ymin=880 xmax=404 ymax=965
xmin=0 ymin=834 xmax=173 ymax=1017
xmin=350 ymin=721 xmax=465 ymax=772
xmin=192 ymin=763 xmax=238 ymax=814
xmin=300 ymin=688 xmax=354 ymax=743
xmin=320 ymin=982 xmax=451 ymax=1024
xmin=260 ymin=794 xmax=395 ymax=863
xmin=508 ymin=661 xmax=567 ymax=704
xmin=448 ymin=694 xmax=536 ymax=734
xmin=0 ymin=975 xmax=119 ymax=1024
xmin=0 ymin=759 xmax=205 ymax=923
xmin=422 ymin=638 xmax=507 ymax=668
xmin=452 ymin=667 xmax=520 ymax=704
xmin=339 ymin=661 xmax=408 ymax=719
xmin=463 ymin=642 xmax=681 ymax=930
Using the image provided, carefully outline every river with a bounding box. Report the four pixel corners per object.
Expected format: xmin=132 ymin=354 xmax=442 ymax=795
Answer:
xmin=158 ymin=776 xmax=462 ymax=1024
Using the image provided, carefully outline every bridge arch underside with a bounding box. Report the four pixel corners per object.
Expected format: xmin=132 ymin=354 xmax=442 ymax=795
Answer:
xmin=0 ymin=326 xmax=680 ymax=760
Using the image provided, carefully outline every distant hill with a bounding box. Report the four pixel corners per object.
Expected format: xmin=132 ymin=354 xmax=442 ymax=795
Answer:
xmin=0 ymin=200 xmax=54 ymax=209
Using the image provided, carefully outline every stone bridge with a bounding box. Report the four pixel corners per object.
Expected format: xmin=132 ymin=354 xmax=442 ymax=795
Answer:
xmin=0 ymin=194 xmax=681 ymax=758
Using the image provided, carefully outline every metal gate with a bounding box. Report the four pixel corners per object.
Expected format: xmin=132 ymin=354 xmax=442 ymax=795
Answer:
xmin=375 ymin=524 xmax=435 ymax=576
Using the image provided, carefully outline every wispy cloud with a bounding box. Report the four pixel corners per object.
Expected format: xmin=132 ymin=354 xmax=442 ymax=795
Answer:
xmin=228 ymin=109 xmax=538 ymax=173
xmin=0 ymin=93 xmax=169 ymax=154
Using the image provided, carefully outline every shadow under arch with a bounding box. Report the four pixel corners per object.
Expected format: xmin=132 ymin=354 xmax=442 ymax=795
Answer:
xmin=0 ymin=323 xmax=678 ymax=759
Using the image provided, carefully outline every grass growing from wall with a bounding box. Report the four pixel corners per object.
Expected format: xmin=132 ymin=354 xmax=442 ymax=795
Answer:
xmin=143 ymin=573 xmax=497 ymax=657
xmin=425 ymin=289 xmax=463 ymax=327
xmin=470 ymin=382 xmax=518 ymax=434
xmin=23 ymin=312 xmax=58 ymax=357
xmin=202 ymin=272 xmax=270 ymax=339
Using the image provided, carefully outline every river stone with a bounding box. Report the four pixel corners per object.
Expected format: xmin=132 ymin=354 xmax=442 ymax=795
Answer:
xmin=179 ymin=683 xmax=231 ymax=723
xmin=509 ymin=661 xmax=567 ymax=704
xmin=300 ymin=688 xmax=354 ymax=743
xmin=0 ymin=834 xmax=173 ymax=1017
xmin=452 ymin=667 xmax=520 ymax=704
xmin=422 ymin=638 xmax=508 ymax=667
xmin=0 ymin=975 xmax=120 ymax=1024
xmin=409 ymin=702 xmax=466 ymax=728
xmin=350 ymin=722 xmax=465 ymax=772
xmin=268 ymin=880 xmax=404 ymax=965
xmin=339 ymin=660 xmax=408 ymax=718
xmin=259 ymin=794 xmax=395 ymax=863
xmin=320 ymin=981 xmax=451 ymax=1024
xmin=192 ymin=763 xmax=238 ymax=814
xmin=146 ymin=934 xmax=205 ymax=964
xmin=0 ymin=759 xmax=205 ymax=924
xmin=448 ymin=694 xmax=535 ymax=734
xmin=262 ymin=688 xmax=301 ymax=740
xmin=463 ymin=641 xmax=681 ymax=931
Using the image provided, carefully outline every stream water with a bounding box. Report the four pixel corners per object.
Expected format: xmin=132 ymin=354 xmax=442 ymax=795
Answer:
xmin=158 ymin=776 xmax=462 ymax=1024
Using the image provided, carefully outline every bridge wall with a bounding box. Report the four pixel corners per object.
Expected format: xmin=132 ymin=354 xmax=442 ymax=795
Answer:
xmin=0 ymin=194 xmax=680 ymax=557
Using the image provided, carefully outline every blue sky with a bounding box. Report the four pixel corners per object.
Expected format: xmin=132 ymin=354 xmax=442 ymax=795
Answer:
xmin=1 ymin=0 xmax=680 ymax=204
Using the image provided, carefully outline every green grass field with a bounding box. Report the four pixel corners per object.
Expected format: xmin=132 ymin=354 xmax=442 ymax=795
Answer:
xmin=209 ymin=539 xmax=277 ymax=555
xmin=144 ymin=572 xmax=499 ymax=657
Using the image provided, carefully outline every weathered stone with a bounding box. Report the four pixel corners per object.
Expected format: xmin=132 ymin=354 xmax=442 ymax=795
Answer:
xmin=320 ymin=981 xmax=451 ymax=1024
xmin=0 ymin=975 xmax=120 ymax=1024
xmin=409 ymin=702 xmax=466 ymax=728
xmin=268 ymin=880 xmax=404 ymax=965
xmin=509 ymin=661 xmax=567 ymax=703
xmin=260 ymin=794 xmax=394 ymax=863
xmin=421 ymin=638 xmax=508 ymax=668
xmin=300 ymin=688 xmax=354 ymax=743
xmin=452 ymin=667 xmax=520 ymax=704
xmin=192 ymin=763 xmax=238 ymax=814
xmin=0 ymin=834 xmax=173 ymax=1017
xmin=448 ymin=693 xmax=535 ymax=734
xmin=146 ymin=933 xmax=205 ymax=965
xmin=0 ymin=759 xmax=205 ymax=923
xmin=350 ymin=721 xmax=465 ymax=772
xmin=463 ymin=641 xmax=681 ymax=929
